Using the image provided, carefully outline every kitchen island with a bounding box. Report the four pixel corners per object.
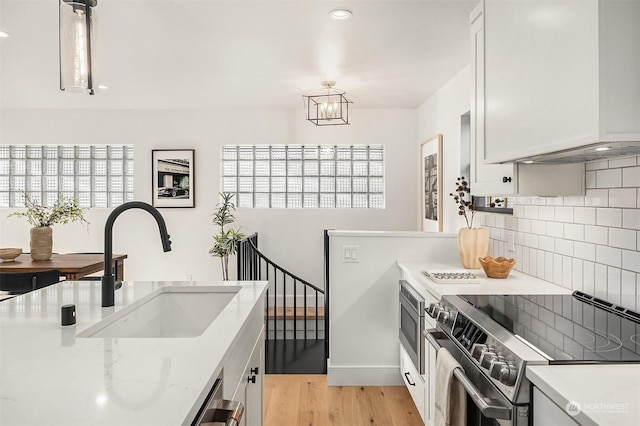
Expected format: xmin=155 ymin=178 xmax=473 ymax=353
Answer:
xmin=0 ymin=279 xmax=267 ymax=426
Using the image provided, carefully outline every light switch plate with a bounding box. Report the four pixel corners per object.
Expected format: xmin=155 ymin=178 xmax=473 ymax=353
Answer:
xmin=342 ymin=245 xmax=359 ymax=263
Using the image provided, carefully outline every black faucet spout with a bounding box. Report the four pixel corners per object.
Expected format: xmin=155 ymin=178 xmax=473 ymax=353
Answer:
xmin=101 ymin=201 xmax=172 ymax=307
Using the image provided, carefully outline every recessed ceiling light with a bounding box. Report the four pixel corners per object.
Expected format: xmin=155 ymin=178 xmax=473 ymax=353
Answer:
xmin=98 ymin=85 xmax=108 ymax=90
xmin=0 ymin=31 xmax=11 ymax=38
xmin=329 ymin=8 xmax=352 ymax=20
xmin=523 ymin=160 xmax=534 ymax=164
xmin=595 ymin=146 xmax=610 ymax=151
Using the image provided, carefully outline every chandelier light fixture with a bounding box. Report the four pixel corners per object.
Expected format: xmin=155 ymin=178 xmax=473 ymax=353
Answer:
xmin=303 ymin=81 xmax=353 ymax=126
xmin=59 ymin=0 xmax=98 ymax=95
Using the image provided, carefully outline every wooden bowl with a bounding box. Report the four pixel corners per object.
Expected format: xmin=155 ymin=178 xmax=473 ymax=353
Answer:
xmin=478 ymin=256 xmax=515 ymax=279
xmin=0 ymin=248 xmax=22 ymax=262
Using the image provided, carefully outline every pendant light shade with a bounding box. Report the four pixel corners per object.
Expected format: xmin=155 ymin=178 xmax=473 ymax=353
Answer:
xmin=59 ymin=0 xmax=98 ymax=95
xmin=303 ymin=81 xmax=352 ymax=126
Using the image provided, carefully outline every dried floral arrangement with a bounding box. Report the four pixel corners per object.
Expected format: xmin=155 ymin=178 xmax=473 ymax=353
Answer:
xmin=449 ymin=177 xmax=501 ymax=228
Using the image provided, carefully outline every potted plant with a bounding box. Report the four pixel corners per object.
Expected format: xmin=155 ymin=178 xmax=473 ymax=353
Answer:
xmin=209 ymin=193 xmax=245 ymax=281
xmin=8 ymin=195 xmax=88 ymax=261
xmin=449 ymin=177 xmax=501 ymax=269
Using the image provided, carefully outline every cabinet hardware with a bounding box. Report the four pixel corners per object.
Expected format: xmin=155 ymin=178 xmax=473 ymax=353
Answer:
xmin=250 ymin=367 xmax=259 ymax=375
xmin=248 ymin=375 xmax=256 ymax=384
xmin=502 ymin=176 xmax=512 ymax=183
xmin=404 ymin=372 xmax=415 ymax=386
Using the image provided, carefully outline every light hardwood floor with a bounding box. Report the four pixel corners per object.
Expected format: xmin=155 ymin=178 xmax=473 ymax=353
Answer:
xmin=264 ymin=375 xmax=423 ymax=426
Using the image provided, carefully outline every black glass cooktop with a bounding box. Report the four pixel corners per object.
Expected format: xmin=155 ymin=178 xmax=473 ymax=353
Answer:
xmin=458 ymin=291 xmax=640 ymax=364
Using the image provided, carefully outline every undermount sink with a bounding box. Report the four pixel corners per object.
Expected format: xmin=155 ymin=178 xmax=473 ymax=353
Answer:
xmin=77 ymin=286 xmax=240 ymax=338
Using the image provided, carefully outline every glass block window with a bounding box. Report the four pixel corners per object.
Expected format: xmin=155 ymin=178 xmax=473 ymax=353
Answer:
xmin=222 ymin=145 xmax=384 ymax=208
xmin=0 ymin=145 xmax=134 ymax=208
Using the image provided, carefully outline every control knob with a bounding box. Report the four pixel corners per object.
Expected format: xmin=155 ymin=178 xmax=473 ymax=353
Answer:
xmin=427 ymin=303 xmax=442 ymax=318
xmin=498 ymin=363 xmax=518 ymax=386
xmin=480 ymin=351 xmax=503 ymax=369
xmin=436 ymin=309 xmax=451 ymax=325
xmin=470 ymin=344 xmax=488 ymax=362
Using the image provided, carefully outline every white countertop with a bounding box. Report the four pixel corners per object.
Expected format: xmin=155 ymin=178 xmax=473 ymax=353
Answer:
xmin=0 ymin=279 xmax=267 ymax=426
xmin=527 ymin=365 xmax=640 ymax=426
xmin=397 ymin=261 xmax=572 ymax=300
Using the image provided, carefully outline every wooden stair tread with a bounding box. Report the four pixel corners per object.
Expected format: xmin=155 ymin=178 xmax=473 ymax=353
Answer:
xmin=266 ymin=306 xmax=325 ymax=320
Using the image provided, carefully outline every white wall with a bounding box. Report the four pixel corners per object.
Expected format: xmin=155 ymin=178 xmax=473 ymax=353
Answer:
xmin=416 ymin=65 xmax=471 ymax=233
xmin=0 ymin=108 xmax=418 ymax=285
xmin=328 ymin=231 xmax=458 ymax=386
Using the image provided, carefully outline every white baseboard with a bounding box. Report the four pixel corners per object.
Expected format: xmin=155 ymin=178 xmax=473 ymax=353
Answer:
xmin=326 ymin=359 xmax=403 ymax=386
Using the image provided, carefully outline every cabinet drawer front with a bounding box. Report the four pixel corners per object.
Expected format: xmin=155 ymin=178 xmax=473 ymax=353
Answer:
xmin=400 ymin=345 xmax=425 ymax=423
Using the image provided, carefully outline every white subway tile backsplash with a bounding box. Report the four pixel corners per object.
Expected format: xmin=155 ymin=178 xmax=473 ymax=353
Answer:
xmin=622 ymin=209 xmax=640 ymax=230
xmin=596 ymin=245 xmax=622 ymax=267
xmin=609 ymin=157 xmax=637 ymax=168
xmin=609 ymin=188 xmax=636 ymax=208
xmin=572 ymin=258 xmax=583 ymax=292
xmin=584 ymin=225 xmax=609 ymax=245
xmin=586 ymin=171 xmax=597 ymax=189
xmin=524 ymin=206 xmax=539 ymax=219
xmin=623 ymin=166 xmax=640 ymax=187
xmin=546 ymin=222 xmax=564 ymax=238
xmin=574 ymin=241 xmax=596 ymax=262
xmin=484 ymin=213 xmax=496 ymax=227
xmin=594 ymin=264 xmax=608 ymax=299
xmin=609 ymin=228 xmax=637 ymax=250
xmin=538 ymin=206 xmax=555 ymax=221
xmin=531 ymin=220 xmax=546 ymax=235
xmin=553 ymin=254 xmax=563 ymax=285
xmin=539 ymin=236 xmax=555 ymax=252
xmin=545 ymin=252 xmax=554 ymax=282
xmin=573 ymin=207 xmax=596 ymax=225
xmin=596 ymin=169 xmax=622 ymax=188
xmin=564 ymin=223 xmax=584 ymax=241
xmin=583 ymin=261 xmax=595 ymax=295
xmin=596 ymin=208 xmax=622 ymax=227
xmin=555 ymin=207 xmax=574 ymax=223
xmin=485 ymin=159 xmax=638 ymax=306
xmin=621 ymin=270 xmax=636 ymax=310
xmin=555 ymin=239 xmax=574 ymax=256
xmin=562 ymin=256 xmax=572 ymax=288
xmin=622 ymin=250 xmax=640 ymax=273
xmin=586 ymin=160 xmax=609 ymax=171
xmin=518 ymin=219 xmax=532 ymax=233
xmin=607 ymin=267 xmax=621 ymax=305
xmin=584 ymin=189 xmax=609 ymax=206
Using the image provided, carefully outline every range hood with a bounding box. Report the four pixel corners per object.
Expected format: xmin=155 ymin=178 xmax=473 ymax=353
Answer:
xmin=516 ymin=141 xmax=640 ymax=164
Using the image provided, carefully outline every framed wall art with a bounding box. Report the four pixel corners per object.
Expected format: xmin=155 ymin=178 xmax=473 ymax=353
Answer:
xmin=420 ymin=134 xmax=442 ymax=232
xmin=152 ymin=149 xmax=195 ymax=208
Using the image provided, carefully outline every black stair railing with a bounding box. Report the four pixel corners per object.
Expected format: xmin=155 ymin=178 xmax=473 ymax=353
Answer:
xmin=237 ymin=233 xmax=326 ymax=352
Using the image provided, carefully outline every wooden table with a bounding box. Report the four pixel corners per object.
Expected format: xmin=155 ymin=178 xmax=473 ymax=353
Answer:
xmin=0 ymin=254 xmax=128 ymax=281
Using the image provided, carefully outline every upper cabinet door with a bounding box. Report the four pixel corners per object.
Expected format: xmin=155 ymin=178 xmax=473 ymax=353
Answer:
xmin=470 ymin=1 xmax=516 ymax=195
xmin=483 ymin=0 xmax=640 ymax=164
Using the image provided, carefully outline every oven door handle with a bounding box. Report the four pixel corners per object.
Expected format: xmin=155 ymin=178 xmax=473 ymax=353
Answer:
xmin=425 ymin=330 xmax=512 ymax=421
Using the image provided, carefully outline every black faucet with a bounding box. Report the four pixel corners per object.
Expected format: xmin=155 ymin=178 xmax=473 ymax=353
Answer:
xmin=101 ymin=201 xmax=172 ymax=307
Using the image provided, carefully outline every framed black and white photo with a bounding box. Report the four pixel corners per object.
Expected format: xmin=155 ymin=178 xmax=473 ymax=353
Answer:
xmin=420 ymin=134 xmax=442 ymax=232
xmin=152 ymin=149 xmax=195 ymax=208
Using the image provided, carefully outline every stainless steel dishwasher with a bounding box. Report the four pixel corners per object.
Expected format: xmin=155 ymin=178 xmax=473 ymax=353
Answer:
xmin=192 ymin=374 xmax=245 ymax=426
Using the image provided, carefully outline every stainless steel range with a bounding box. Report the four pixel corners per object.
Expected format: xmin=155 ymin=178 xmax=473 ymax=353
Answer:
xmin=425 ymin=291 xmax=640 ymax=426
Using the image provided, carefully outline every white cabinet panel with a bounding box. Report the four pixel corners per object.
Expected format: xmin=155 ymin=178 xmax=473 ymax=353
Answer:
xmin=400 ymin=345 xmax=426 ymax=423
xmin=533 ymin=387 xmax=579 ymax=426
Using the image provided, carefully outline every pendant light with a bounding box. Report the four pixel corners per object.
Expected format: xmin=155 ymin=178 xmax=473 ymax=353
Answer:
xmin=303 ymin=81 xmax=353 ymax=126
xmin=59 ymin=0 xmax=98 ymax=95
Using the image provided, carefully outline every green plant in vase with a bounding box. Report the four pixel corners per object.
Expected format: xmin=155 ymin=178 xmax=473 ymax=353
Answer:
xmin=8 ymin=195 xmax=89 ymax=261
xmin=209 ymin=193 xmax=245 ymax=281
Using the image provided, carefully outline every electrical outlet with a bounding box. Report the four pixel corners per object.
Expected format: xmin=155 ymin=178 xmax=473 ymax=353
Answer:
xmin=506 ymin=231 xmax=515 ymax=252
xmin=342 ymin=246 xmax=359 ymax=263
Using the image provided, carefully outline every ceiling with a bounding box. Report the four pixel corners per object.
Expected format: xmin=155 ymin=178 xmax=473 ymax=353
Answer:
xmin=0 ymin=0 xmax=476 ymax=110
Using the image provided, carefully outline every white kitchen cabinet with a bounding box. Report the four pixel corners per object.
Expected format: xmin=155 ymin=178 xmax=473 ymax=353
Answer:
xmin=533 ymin=387 xmax=579 ymax=426
xmin=400 ymin=345 xmax=426 ymax=423
xmin=470 ymin=1 xmax=586 ymax=196
xmin=483 ymin=0 xmax=640 ymax=164
xmin=232 ymin=330 xmax=264 ymax=426
xmin=423 ymin=335 xmax=437 ymax=426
